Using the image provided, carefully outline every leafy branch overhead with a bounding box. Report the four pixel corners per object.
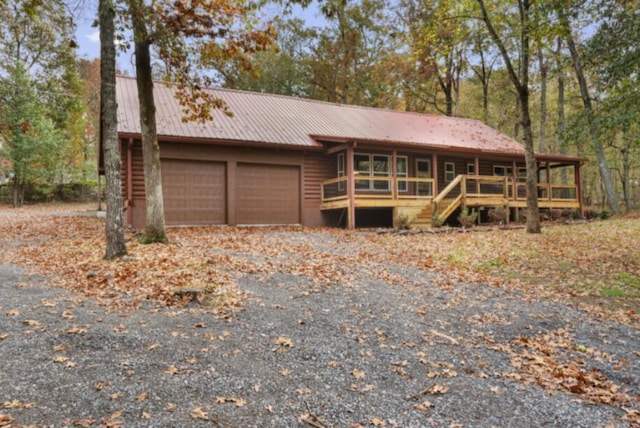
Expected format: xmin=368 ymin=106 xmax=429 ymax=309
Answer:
xmin=126 ymin=0 xmax=277 ymax=123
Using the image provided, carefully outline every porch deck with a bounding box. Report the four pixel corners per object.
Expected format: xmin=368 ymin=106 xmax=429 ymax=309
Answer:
xmin=320 ymin=175 xmax=580 ymax=228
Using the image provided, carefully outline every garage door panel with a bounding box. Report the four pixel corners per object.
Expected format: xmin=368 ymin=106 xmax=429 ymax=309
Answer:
xmin=162 ymin=160 xmax=226 ymax=225
xmin=236 ymin=164 xmax=300 ymax=224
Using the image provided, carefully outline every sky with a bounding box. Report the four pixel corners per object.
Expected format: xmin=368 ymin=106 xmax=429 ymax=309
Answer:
xmin=71 ymin=1 xmax=326 ymax=73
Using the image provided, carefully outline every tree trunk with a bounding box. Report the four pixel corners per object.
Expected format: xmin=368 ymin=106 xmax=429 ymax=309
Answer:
xmin=556 ymin=37 xmax=568 ymax=185
xmin=477 ymin=0 xmax=540 ymax=233
xmin=520 ymin=89 xmax=541 ymax=233
xmin=538 ymin=44 xmax=547 ymax=153
xmin=100 ymin=0 xmax=127 ymax=259
xmin=560 ymin=11 xmax=621 ymax=214
xmin=130 ymin=0 xmax=168 ymax=243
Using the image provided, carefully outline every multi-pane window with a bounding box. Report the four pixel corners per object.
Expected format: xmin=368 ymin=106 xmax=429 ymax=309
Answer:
xmin=467 ymin=163 xmax=475 ymax=175
xmin=444 ymin=162 xmax=455 ymax=182
xmin=397 ymin=156 xmax=408 ymax=192
xmin=355 ymin=153 xmax=391 ymax=191
xmin=493 ymin=165 xmax=513 ymax=177
xmin=337 ymin=153 xmax=345 ymax=191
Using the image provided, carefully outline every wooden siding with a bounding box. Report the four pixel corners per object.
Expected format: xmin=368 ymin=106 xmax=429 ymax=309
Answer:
xmin=304 ymin=152 xmax=334 ymax=201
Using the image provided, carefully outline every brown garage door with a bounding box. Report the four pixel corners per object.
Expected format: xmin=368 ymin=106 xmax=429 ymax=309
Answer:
xmin=161 ymin=159 xmax=226 ymax=225
xmin=236 ymin=163 xmax=300 ymax=224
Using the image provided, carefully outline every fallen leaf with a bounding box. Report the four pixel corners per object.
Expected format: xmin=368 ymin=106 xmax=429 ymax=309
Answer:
xmin=3 ymin=399 xmax=22 ymax=409
xmin=53 ymin=356 xmax=69 ymax=363
xmin=328 ymin=360 xmax=340 ymax=367
xmin=276 ymin=336 xmax=294 ymax=347
xmin=147 ymin=343 xmax=161 ymax=351
xmin=280 ymin=369 xmax=291 ymax=376
xmin=61 ymin=310 xmax=75 ymax=320
xmin=0 ymin=414 xmax=14 ymax=427
xmin=6 ymin=309 xmax=19 ymax=316
xmin=136 ymin=392 xmax=149 ymax=402
xmin=369 ymin=417 xmax=386 ymax=427
xmin=95 ymin=381 xmax=110 ymax=391
xmin=72 ymin=418 xmax=97 ymax=427
xmin=190 ymin=406 xmax=209 ymax=420
xmin=166 ymin=403 xmax=176 ymax=412
xmin=164 ymin=364 xmax=180 ymax=375
xmin=66 ymin=325 xmax=90 ymax=334
xmin=0 ymin=334 xmax=8 ymax=341
xmin=427 ymin=384 xmax=449 ymax=395
xmin=23 ymin=319 xmax=44 ymax=329
xmin=351 ymin=369 xmax=366 ymax=380
xmin=141 ymin=411 xmax=151 ymax=419
xmin=413 ymin=400 xmax=434 ymax=411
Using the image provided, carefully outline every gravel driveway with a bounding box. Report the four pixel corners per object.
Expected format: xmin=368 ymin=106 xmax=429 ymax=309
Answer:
xmin=1 ymin=229 xmax=639 ymax=427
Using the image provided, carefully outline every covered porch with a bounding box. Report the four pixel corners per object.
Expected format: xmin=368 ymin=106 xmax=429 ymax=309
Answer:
xmin=319 ymin=144 xmax=584 ymax=229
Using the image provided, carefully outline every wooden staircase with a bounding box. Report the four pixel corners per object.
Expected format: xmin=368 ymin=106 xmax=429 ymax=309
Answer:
xmin=413 ymin=175 xmax=465 ymax=228
xmin=413 ymin=197 xmax=461 ymax=228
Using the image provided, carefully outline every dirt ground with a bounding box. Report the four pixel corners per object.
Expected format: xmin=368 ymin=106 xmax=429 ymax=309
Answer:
xmin=0 ymin=206 xmax=639 ymax=427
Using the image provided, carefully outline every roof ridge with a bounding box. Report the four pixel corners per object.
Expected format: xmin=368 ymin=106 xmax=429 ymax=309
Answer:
xmin=115 ymin=74 xmax=482 ymax=124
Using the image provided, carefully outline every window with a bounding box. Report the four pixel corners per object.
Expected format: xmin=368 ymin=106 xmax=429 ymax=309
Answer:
xmin=416 ymin=158 xmax=431 ymax=196
xmin=467 ymin=163 xmax=476 ymax=175
xmin=355 ymin=153 xmax=390 ymax=191
xmin=444 ymin=162 xmax=455 ymax=182
xmin=517 ymin=167 xmax=527 ymax=182
xmin=397 ymin=156 xmax=408 ymax=192
xmin=493 ymin=165 xmax=513 ymax=177
xmin=337 ymin=153 xmax=345 ymax=191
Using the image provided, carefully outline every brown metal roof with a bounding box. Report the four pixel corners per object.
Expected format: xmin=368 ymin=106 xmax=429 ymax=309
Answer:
xmin=116 ymin=75 xmax=526 ymax=154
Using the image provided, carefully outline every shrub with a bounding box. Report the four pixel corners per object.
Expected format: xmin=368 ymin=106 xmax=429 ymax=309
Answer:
xmin=487 ymin=206 xmax=508 ymax=224
xmin=394 ymin=213 xmax=412 ymax=230
xmin=458 ymin=208 xmax=478 ymax=229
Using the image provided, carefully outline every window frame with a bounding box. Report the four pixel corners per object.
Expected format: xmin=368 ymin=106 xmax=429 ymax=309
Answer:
xmin=493 ymin=165 xmax=513 ymax=177
xmin=337 ymin=152 xmax=345 ymax=191
xmin=354 ymin=152 xmax=391 ymax=191
xmin=467 ymin=163 xmax=476 ymax=175
xmin=396 ymin=156 xmax=408 ymax=193
xmin=444 ymin=162 xmax=456 ymax=182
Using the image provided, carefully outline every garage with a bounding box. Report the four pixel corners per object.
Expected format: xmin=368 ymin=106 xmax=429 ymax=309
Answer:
xmin=161 ymin=159 xmax=226 ymax=225
xmin=236 ymin=163 xmax=300 ymax=225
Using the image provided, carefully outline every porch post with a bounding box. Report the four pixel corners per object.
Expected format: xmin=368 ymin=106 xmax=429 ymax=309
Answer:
xmin=346 ymin=142 xmax=356 ymax=229
xmin=546 ymin=162 xmax=551 ymax=201
xmin=576 ymin=162 xmax=584 ymax=217
xmin=510 ymin=159 xmax=517 ymax=201
xmin=432 ymin=153 xmax=438 ymax=196
xmin=391 ymin=150 xmax=398 ymax=200
xmin=475 ymin=156 xmax=480 ymax=194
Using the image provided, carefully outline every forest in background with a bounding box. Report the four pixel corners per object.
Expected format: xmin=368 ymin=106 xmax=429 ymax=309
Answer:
xmin=0 ymin=0 xmax=638 ymax=212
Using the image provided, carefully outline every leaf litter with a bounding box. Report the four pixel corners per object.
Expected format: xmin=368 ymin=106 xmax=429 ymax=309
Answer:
xmin=0 ymin=204 xmax=639 ymax=426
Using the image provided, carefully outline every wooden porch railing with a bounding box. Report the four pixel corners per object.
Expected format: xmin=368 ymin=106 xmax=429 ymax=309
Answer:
xmin=321 ymin=174 xmax=579 ymax=223
xmin=321 ymin=176 xmax=435 ymax=202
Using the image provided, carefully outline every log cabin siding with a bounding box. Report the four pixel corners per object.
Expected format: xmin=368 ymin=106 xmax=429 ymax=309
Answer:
xmin=303 ymin=152 xmax=333 ymax=201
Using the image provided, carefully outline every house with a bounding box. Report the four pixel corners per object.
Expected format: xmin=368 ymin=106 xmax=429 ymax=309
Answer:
xmin=114 ymin=75 xmax=583 ymax=229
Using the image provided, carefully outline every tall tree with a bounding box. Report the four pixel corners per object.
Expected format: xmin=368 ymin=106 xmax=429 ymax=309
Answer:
xmin=120 ymin=0 xmax=276 ymax=244
xmin=100 ymin=0 xmax=127 ymax=259
xmin=400 ymin=0 xmax=469 ymax=116
xmin=0 ymin=0 xmax=85 ymax=204
xmin=476 ymin=0 xmax=541 ymax=233
xmin=556 ymin=4 xmax=621 ymax=214
xmin=128 ymin=0 xmax=167 ymax=243
xmin=0 ymin=64 xmax=64 ymax=206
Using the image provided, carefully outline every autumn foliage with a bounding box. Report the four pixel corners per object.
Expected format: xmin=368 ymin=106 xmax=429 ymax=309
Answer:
xmin=1 ymin=204 xmax=639 ymax=418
